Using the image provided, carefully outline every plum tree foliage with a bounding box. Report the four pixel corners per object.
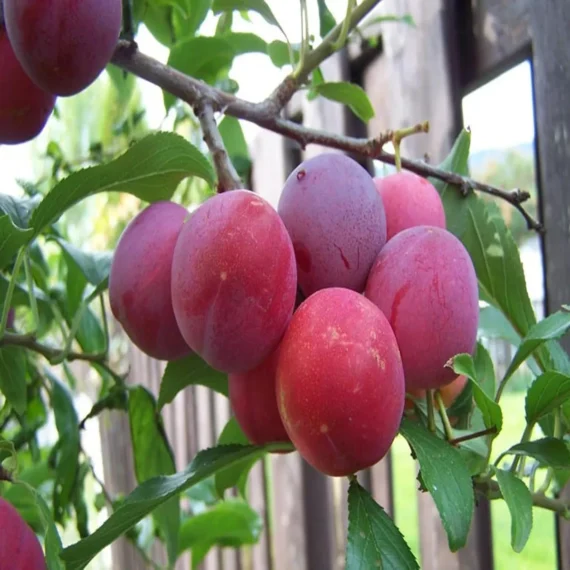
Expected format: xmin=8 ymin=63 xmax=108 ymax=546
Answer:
xmin=0 ymin=1 xmax=566 ymax=569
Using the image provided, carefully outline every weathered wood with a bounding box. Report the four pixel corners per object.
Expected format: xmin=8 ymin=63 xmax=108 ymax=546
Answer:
xmin=529 ymin=2 xmax=570 ymax=569
xmin=362 ymin=0 xmax=456 ymax=163
xmin=468 ymin=0 xmax=531 ymax=89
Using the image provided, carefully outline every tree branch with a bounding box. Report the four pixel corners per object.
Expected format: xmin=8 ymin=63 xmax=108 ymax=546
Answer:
xmin=194 ymin=100 xmax=242 ymax=192
xmin=0 ymin=332 xmax=106 ymax=364
xmin=476 ymin=478 xmax=570 ymax=518
xmin=110 ymin=40 xmax=542 ymax=232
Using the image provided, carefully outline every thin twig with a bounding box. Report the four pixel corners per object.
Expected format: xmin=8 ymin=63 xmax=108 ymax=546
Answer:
xmin=110 ymin=42 xmax=542 ymax=232
xmin=194 ymin=100 xmax=242 ymax=192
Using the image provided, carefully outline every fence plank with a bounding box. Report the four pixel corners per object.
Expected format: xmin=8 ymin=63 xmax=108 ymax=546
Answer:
xmin=529 ymin=1 xmax=570 ymax=568
xmin=469 ymin=0 xmax=531 ymax=88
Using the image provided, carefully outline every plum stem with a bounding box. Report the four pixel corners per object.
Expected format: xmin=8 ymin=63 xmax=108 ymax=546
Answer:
xmin=391 ymin=121 xmax=430 ymax=172
xmin=110 ymin=40 xmax=542 ymax=232
xmin=194 ymin=100 xmax=242 ymax=193
xmin=426 ymin=389 xmax=436 ymax=433
xmin=295 ymin=0 xmax=310 ymax=74
xmin=449 ymin=425 xmax=498 ymax=446
xmin=332 ymin=0 xmax=358 ymax=51
xmin=0 ymin=248 xmax=26 ymax=339
xmin=435 ymin=390 xmax=454 ymax=441
xmin=23 ymin=252 xmax=39 ymax=335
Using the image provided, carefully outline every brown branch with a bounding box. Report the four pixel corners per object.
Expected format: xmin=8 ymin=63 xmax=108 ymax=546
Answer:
xmin=265 ymin=0 xmax=384 ymax=111
xmin=476 ymin=478 xmax=570 ymax=518
xmin=194 ymin=100 xmax=242 ymax=192
xmin=0 ymin=332 xmax=106 ymax=364
xmin=110 ymin=41 xmax=542 ymax=232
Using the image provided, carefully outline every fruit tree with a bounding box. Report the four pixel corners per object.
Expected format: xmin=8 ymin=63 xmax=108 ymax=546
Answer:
xmin=0 ymin=1 xmax=569 ymax=569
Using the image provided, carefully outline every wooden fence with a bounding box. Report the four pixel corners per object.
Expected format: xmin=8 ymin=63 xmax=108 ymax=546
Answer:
xmin=96 ymin=0 xmax=570 ymax=568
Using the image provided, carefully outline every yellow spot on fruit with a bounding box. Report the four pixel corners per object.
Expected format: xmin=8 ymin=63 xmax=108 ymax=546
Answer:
xmin=320 ymin=424 xmax=329 ymax=434
xmin=328 ymin=327 xmax=340 ymax=340
xmin=220 ymin=271 xmax=228 ymax=281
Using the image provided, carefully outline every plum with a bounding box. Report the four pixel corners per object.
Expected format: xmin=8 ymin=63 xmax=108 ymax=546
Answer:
xmin=373 ymin=171 xmax=446 ymax=240
xmin=171 ymin=190 xmax=297 ymax=374
xmin=3 ymin=0 xmax=123 ymax=96
xmin=0 ymin=497 xmax=47 ymax=569
xmin=276 ymin=287 xmax=405 ymax=477
xmin=365 ymin=226 xmax=479 ymax=390
xmin=277 ymin=153 xmax=387 ymax=296
xmin=0 ymin=29 xmax=55 ymax=145
xmin=109 ymin=201 xmax=192 ymax=361
xmin=229 ymin=347 xmax=291 ymax=447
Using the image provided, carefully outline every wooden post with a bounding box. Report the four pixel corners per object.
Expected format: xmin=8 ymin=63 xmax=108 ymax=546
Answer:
xmin=529 ymin=1 xmax=570 ymax=568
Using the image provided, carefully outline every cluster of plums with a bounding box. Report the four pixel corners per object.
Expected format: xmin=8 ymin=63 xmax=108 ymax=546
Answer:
xmin=0 ymin=0 xmax=122 ymax=144
xmin=109 ymin=153 xmax=479 ymax=477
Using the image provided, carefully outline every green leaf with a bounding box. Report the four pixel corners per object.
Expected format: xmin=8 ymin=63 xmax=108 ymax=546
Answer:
xmin=313 ymin=82 xmax=375 ymax=123
xmin=53 ymin=238 xmax=112 ymax=287
xmin=158 ymin=353 xmax=228 ymax=410
xmin=222 ymin=32 xmax=267 ymax=55
xmin=144 ymin=3 xmax=176 ymax=46
xmin=80 ymin=386 xmax=128 ymax=428
xmin=48 ymin=372 xmax=80 ymax=522
xmin=526 ymin=371 xmax=570 ymax=424
xmin=218 ymin=116 xmax=250 ymax=180
xmin=267 ymin=40 xmax=299 ymax=68
xmin=478 ymin=304 xmax=522 ymax=347
xmin=399 ymin=418 xmax=474 ymax=551
xmin=212 ymin=0 xmax=282 ymax=31
xmin=505 ymin=438 xmax=570 ymax=470
xmin=36 ymin=490 xmax=65 ymax=570
xmin=174 ymin=0 xmax=212 ymax=37
xmin=219 ymin=116 xmax=249 ymax=159
xmin=503 ymin=309 xmax=570 ymax=381
xmin=0 ymin=193 xmax=42 ymax=228
xmin=317 ymin=0 xmax=336 ymax=37
xmin=165 ymin=36 xmax=236 ymax=109
xmin=0 ymin=346 xmax=27 ymax=415
xmin=106 ymin=64 xmax=136 ymax=113
xmin=492 ymin=467 xmax=533 ymax=553
xmin=0 ymin=216 xmax=33 ymax=269
xmin=30 ymin=132 xmax=215 ymax=235
xmin=178 ymin=499 xmax=262 ymax=557
xmin=450 ymin=353 xmax=502 ymax=432
xmin=215 ymin=417 xmax=262 ymax=498
xmin=345 ymin=480 xmax=419 ymax=570
xmin=473 ymin=342 xmax=496 ymax=398
xmin=361 ymin=13 xmax=416 ymax=29
xmin=129 ymin=386 xmax=180 ymax=566
xmin=433 ymin=129 xmax=538 ymax=353
xmin=60 ymin=443 xmax=284 ymax=570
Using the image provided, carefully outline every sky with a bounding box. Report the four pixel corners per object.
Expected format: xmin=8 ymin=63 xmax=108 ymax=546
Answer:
xmin=0 ymin=3 xmax=537 ymax=195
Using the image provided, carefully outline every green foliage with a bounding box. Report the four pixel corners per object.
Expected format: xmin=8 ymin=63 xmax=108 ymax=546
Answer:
xmin=400 ymin=418 xmax=474 ymax=551
xmin=158 ymin=353 xmax=229 ymax=410
xmin=493 ymin=467 xmax=533 ymax=552
xmin=346 ymin=480 xmax=419 ymax=569
xmin=311 ymin=82 xmax=375 ymax=123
